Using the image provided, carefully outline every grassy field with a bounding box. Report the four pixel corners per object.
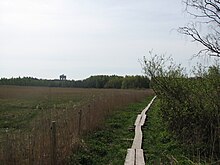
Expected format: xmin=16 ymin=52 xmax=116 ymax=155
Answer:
xmin=0 ymin=85 xmax=154 ymax=164
xmin=0 ymin=86 xmax=94 ymax=132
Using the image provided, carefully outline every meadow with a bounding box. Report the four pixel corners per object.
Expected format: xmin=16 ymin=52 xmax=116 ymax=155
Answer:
xmin=0 ymin=85 xmax=153 ymax=164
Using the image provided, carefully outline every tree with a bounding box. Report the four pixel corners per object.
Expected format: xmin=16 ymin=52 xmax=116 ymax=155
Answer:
xmin=178 ymin=0 xmax=220 ymax=57
xmin=104 ymin=76 xmax=123 ymax=88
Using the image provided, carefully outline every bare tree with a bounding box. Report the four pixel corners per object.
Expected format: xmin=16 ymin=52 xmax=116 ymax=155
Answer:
xmin=178 ymin=0 xmax=220 ymax=57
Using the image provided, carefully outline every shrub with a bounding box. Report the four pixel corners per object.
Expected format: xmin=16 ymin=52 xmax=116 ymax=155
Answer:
xmin=142 ymin=54 xmax=220 ymax=162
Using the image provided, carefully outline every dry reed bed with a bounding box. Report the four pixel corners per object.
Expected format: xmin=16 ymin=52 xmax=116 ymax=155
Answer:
xmin=0 ymin=86 xmax=154 ymax=164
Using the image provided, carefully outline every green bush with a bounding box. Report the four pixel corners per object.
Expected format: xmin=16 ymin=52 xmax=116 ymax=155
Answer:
xmin=143 ymin=54 xmax=220 ymax=162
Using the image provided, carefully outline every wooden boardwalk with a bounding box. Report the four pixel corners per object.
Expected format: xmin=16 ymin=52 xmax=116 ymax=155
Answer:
xmin=124 ymin=96 xmax=157 ymax=165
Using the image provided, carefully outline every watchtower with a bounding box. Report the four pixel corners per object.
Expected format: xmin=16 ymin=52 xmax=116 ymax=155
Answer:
xmin=60 ymin=74 xmax=66 ymax=81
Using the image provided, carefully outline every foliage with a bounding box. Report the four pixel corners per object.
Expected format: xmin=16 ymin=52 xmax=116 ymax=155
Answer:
xmin=0 ymin=75 xmax=150 ymax=89
xmin=121 ymin=75 xmax=150 ymax=89
xmin=143 ymin=100 xmax=197 ymax=164
xmin=142 ymin=54 xmax=220 ymax=162
xmin=104 ymin=76 xmax=124 ymax=88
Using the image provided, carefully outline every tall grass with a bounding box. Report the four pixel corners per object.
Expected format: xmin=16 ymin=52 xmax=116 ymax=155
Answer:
xmin=0 ymin=86 xmax=154 ymax=164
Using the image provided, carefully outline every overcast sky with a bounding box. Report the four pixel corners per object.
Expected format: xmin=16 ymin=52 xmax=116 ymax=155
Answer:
xmin=0 ymin=0 xmax=204 ymax=80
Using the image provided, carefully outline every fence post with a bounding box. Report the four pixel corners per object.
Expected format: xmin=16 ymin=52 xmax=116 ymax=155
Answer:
xmin=50 ymin=121 xmax=57 ymax=165
xmin=5 ymin=128 xmax=10 ymax=164
xmin=88 ymin=105 xmax=91 ymax=128
xmin=78 ymin=110 xmax=82 ymax=136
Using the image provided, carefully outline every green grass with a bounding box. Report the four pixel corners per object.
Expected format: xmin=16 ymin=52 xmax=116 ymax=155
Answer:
xmin=0 ymin=95 xmax=83 ymax=131
xmin=0 ymin=99 xmax=38 ymax=130
xmin=68 ymin=97 xmax=154 ymax=165
xmin=0 ymin=86 xmax=94 ymax=133
xmin=143 ymin=100 xmax=195 ymax=164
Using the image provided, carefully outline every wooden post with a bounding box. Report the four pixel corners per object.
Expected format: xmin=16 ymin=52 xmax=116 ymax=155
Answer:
xmin=78 ymin=110 xmax=82 ymax=136
xmin=5 ymin=129 xmax=10 ymax=164
xmin=88 ymin=105 xmax=91 ymax=128
xmin=50 ymin=121 xmax=57 ymax=165
xmin=28 ymin=134 xmax=33 ymax=165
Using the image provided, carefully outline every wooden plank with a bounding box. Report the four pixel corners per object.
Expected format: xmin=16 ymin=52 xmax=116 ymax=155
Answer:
xmin=134 ymin=115 xmax=142 ymax=126
xmin=124 ymin=149 xmax=135 ymax=165
xmin=124 ymin=96 xmax=157 ymax=164
xmin=141 ymin=96 xmax=157 ymax=116
xmin=135 ymin=114 xmax=146 ymax=126
xmin=135 ymin=149 xmax=145 ymax=165
xmin=140 ymin=114 xmax=146 ymax=126
xmin=131 ymin=126 xmax=142 ymax=149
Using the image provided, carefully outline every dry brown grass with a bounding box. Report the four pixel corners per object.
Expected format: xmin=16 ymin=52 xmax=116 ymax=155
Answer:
xmin=0 ymin=86 xmax=154 ymax=164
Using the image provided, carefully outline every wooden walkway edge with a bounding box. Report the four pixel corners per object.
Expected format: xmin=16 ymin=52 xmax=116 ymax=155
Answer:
xmin=124 ymin=96 xmax=157 ymax=165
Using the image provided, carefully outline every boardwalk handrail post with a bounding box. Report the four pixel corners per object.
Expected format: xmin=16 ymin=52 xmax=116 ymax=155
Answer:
xmin=78 ymin=110 xmax=82 ymax=136
xmin=50 ymin=121 xmax=57 ymax=165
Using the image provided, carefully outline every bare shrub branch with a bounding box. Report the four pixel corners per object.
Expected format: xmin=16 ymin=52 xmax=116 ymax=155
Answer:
xmin=179 ymin=0 xmax=220 ymax=57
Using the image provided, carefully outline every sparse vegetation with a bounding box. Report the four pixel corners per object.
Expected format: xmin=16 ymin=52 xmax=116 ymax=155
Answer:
xmin=0 ymin=86 xmax=154 ymax=164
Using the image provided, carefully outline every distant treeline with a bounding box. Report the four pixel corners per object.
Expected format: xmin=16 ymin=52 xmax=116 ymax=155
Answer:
xmin=0 ymin=75 xmax=150 ymax=89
